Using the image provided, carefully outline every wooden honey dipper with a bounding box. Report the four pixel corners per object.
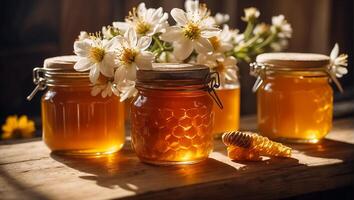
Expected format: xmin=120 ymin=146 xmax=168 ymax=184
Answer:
xmin=222 ymin=131 xmax=292 ymax=161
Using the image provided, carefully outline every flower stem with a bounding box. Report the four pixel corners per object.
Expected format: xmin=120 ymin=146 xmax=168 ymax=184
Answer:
xmin=254 ymin=33 xmax=276 ymax=50
xmin=243 ymin=21 xmax=255 ymax=41
xmin=153 ymin=35 xmax=165 ymax=51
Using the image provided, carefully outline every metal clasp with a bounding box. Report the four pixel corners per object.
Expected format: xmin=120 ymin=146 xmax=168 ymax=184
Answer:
xmin=206 ymin=72 xmax=223 ymax=109
xmin=250 ymin=62 xmax=267 ymax=92
xmin=27 ymin=68 xmax=46 ymax=101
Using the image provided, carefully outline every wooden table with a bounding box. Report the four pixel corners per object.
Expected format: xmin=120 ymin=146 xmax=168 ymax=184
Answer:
xmin=1 ymin=117 xmax=353 ymax=200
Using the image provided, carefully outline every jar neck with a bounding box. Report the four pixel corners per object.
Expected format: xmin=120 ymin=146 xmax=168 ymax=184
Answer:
xmin=137 ymin=82 xmax=209 ymax=96
xmin=250 ymin=62 xmax=343 ymax=92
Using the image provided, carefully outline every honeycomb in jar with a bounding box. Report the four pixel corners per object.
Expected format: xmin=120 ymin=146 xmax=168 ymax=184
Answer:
xmin=131 ymin=101 xmax=214 ymax=163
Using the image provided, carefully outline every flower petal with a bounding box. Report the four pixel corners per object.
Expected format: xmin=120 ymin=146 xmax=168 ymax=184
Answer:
xmin=201 ymin=28 xmax=220 ymax=38
xmin=74 ymin=58 xmax=92 ymax=71
xmin=330 ymin=43 xmax=339 ymax=60
xmin=337 ymin=66 xmax=348 ymax=75
xmin=74 ymin=40 xmax=91 ymax=57
xmin=173 ymin=39 xmax=193 ymax=61
xmin=218 ymin=43 xmax=233 ymax=52
xmin=124 ymin=28 xmax=137 ymax=47
xmin=91 ymin=85 xmax=102 ymax=96
xmin=160 ymin=26 xmax=183 ymax=42
xmin=100 ymin=62 xmax=115 ymax=78
xmin=104 ymin=36 xmax=120 ymax=50
xmin=137 ymin=36 xmax=152 ymax=50
xmin=115 ymin=36 xmax=129 ymax=48
xmin=184 ymin=0 xmax=199 ymax=13
xmin=114 ymin=66 xmax=126 ymax=84
xmin=89 ymin=64 xmax=100 ymax=83
xmin=171 ymin=8 xmax=188 ymax=26
xmin=126 ymin=63 xmax=137 ymax=81
xmin=193 ymin=37 xmax=213 ymax=54
xmin=135 ymin=51 xmax=154 ymax=69
xmin=224 ymin=56 xmax=237 ymax=66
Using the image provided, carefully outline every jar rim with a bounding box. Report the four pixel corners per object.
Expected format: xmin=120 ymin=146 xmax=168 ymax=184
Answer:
xmin=136 ymin=63 xmax=211 ymax=86
xmin=256 ymin=52 xmax=330 ymax=69
xmin=36 ymin=55 xmax=90 ymax=86
xmin=250 ymin=53 xmax=343 ymax=92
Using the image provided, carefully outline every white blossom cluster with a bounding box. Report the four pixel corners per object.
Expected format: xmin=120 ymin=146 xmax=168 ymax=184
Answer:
xmin=73 ymin=1 xmax=294 ymax=101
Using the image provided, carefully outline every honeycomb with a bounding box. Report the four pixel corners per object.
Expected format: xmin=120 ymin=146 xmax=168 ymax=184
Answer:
xmin=222 ymin=131 xmax=292 ymax=161
xmin=131 ymin=94 xmax=214 ymax=164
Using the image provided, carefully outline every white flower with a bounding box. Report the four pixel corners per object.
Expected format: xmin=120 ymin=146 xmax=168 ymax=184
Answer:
xmin=73 ymin=37 xmax=118 ymax=83
xmin=242 ymin=7 xmax=260 ymax=21
xmin=197 ymin=53 xmax=238 ymax=85
xmin=78 ymin=31 xmax=89 ymax=41
xmin=271 ymin=15 xmax=292 ymax=38
xmin=253 ymin=23 xmax=270 ymax=36
xmin=102 ymin=25 xmax=120 ymax=40
xmin=157 ymin=51 xmax=177 ymax=63
xmin=113 ymin=79 xmax=138 ymax=102
xmin=229 ymin=29 xmax=244 ymax=45
xmin=91 ymin=81 xmax=113 ymax=98
xmin=270 ymin=39 xmax=288 ymax=51
xmin=113 ymin=3 xmax=168 ymax=37
xmin=209 ymin=25 xmax=233 ymax=53
xmin=114 ymin=27 xmax=154 ymax=84
xmin=160 ymin=2 xmax=220 ymax=61
xmin=213 ymin=13 xmax=230 ymax=25
xmin=330 ymin=43 xmax=348 ymax=78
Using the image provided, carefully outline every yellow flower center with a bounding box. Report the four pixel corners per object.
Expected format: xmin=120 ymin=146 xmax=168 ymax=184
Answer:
xmin=89 ymin=47 xmax=105 ymax=63
xmin=136 ymin=20 xmax=151 ymax=35
xmin=183 ymin=22 xmax=201 ymax=40
xmin=209 ymin=36 xmax=220 ymax=51
xmin=120 ymin=48 xmax=138 ymax=65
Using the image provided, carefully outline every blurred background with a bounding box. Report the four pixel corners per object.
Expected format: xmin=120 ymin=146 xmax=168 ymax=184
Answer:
xmin=0 ymin=0 xmax=353 ymax=126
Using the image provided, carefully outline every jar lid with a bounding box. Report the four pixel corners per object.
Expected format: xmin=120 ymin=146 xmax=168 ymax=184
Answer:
xmin=136 ymin=63 xmax=223 ymax=108
xmin=251 ymin=52 xmax=343 ymax=93
xmin=27 ymin=55 xmax=91 ymax=100
xmin=256 ymin=53 xmax=330 ymax=68
xmin=137 ymin=63 xmax=210 ymax=84
xmin=43 ymin=55 xmax=79 ymax=70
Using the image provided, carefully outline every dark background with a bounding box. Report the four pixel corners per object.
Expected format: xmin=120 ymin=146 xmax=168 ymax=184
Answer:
xmin=0 ymin=0 xmax=353 ymax=124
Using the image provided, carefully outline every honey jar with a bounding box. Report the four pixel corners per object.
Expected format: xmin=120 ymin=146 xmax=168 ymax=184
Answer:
xmin=250 ymin=53 xmax=342 ymax=143
xmin=213 ymin=79 xmax=240 ymax=137
xmin=131 ymin=63 xmax=222 ymax=165
xmin=28 ymin=56 xmax=125 ymax=156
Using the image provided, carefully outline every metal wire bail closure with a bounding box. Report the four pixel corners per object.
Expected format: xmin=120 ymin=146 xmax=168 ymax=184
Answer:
xmin=249 ymin=61 xmax=344 ymax=93
xmin=27 ymin=67 xmax=47 ymax=101
xmin=206 ymin=72 xmax=223 ymax=109
xmin=249 ymin=62 xmax=267 ymax=92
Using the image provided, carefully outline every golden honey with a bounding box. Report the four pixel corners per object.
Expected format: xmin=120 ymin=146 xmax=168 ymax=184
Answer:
xmin=131 ymin=90 xmax=213 ymax=164
xmin=252 ymin=52 xmax=336 ymax=143
xmin=213 ymin=86 xmax=240 ymax=136
xmin=257 ymin=75 xmax=332 ymax=143
xmin=42 ymin=86 xmax=125 ymax=155
xmin=29 ymin=56 xmax=125 ymax=156
xmin=131 ymin=63 xmax=219 ymax=165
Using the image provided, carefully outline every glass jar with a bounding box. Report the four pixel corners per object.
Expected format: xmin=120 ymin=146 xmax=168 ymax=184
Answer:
xmin=213 ymin=80 xmax=240 ymax=137
xmin=251 ymin=53 xmax=340 ymax=143
xmin=131 ymin=63 xmax=222 ymax=165
xmin=28 ymin=56 xmax=125 ymax=156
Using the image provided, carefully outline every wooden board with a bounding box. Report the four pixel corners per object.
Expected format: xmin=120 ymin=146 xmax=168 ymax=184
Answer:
xmin=0 ymin=117 xmax=354 ymax=200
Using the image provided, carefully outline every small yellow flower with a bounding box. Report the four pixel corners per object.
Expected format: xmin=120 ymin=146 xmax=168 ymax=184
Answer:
xmin=2 ymin=115 xmax=35 ymax=139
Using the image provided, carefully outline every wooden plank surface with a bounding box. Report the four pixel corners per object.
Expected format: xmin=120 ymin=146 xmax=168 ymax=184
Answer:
xmin=0 ymin=117 xmax=353 ymax=200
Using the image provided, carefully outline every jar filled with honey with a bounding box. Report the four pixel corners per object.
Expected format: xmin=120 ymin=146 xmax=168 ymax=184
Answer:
xmin=213 ymin=78 xmax=240 ymax=137
xmin=131 ymin=63 xmax=222 ymax=165
xmin=251 ymin=53 xmax=342 ymax=143
xmin=28 ymin=56 xmax=125 ymax=156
